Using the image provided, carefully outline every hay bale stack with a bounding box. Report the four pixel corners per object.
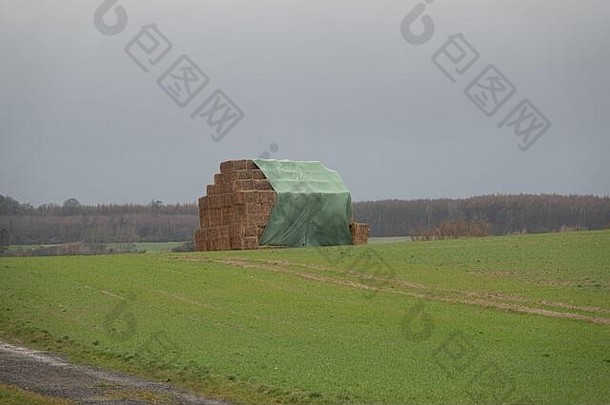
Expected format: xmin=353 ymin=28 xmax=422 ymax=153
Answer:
xmin=195 ymin=160 xmax=276 ymax=251
xmin=350 ymin=222 xmax=370 ymax=245
xmin=195 ymin=159 xmax=369 ymax=251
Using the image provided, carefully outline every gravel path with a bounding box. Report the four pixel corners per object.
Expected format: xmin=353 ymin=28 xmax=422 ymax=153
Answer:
xmin=0 ymin=341 xmax=232 ymax=405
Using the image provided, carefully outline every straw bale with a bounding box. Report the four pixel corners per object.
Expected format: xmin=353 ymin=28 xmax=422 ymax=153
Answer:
xmin=220 ymin=159 xmax=257 ymax=173
xmin=254 ymin=180 xmax=272 ymax=190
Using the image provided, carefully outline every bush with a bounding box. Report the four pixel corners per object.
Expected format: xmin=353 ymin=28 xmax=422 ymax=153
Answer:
xmin=412 ymin=220 xmax=490 ymax=241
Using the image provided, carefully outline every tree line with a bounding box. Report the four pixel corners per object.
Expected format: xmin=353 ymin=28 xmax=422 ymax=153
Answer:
xmin=353 ymin=194 xmax=610 ymax=236
xmin=0 ymin=196 xmax=198 ymax=245
xmin=1 ymin=193 xmax=609 ymax=245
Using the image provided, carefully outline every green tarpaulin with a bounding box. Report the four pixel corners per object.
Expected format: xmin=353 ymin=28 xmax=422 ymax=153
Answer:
xmin=253 ymin=159 xmax=353 ymax=247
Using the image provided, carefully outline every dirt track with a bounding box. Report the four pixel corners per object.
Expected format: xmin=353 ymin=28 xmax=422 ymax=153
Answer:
xmin=194 ymin=256 xmax=610 ymax=326
xmin=0 ymin=342 xmax=231 ymax=405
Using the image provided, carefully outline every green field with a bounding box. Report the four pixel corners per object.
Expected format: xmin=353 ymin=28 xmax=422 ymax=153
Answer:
xmin=107 ymin=241 xmax=184 ymax=253
xmin=9 ymin=241 xmax=184 ymax=253
xmin=0 ymin=383 xmax=72 ymax=405
xmin=1 ymin=231 xmax=609 ymax=404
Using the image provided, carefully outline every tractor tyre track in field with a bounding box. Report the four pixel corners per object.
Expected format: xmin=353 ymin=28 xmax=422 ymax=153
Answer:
xmin=0 ymin=342 xmax=232 ymax=405
xmin=189 ymin=256 xmax=610 ymax=326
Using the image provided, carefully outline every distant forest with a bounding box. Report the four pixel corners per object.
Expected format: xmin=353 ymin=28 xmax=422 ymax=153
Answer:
xmin=1 ymin=194 xmax=609 ymax=245
xmin=354 ymin=194 xmax=610 ymax=237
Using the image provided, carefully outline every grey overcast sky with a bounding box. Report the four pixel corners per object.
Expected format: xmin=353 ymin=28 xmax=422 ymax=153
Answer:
xmin=1 ymin=0 xmax=609 ymax=205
